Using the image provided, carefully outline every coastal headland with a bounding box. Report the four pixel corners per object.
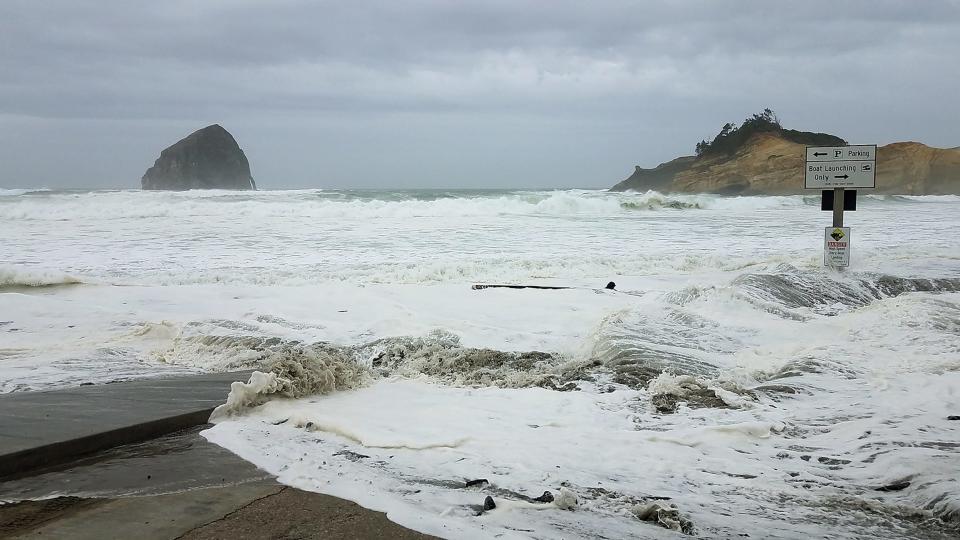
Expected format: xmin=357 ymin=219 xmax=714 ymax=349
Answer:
xmin=611 ymin=109 xmax=960 ymax=195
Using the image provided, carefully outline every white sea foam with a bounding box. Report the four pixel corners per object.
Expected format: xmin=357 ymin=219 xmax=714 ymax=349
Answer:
xmin=203 ymin=290 xmax=960 ymax=539
xmin=3 ymin=188 xmax=959 ymax=537
xmin=3 ymin=189 xmax=957 ymax=288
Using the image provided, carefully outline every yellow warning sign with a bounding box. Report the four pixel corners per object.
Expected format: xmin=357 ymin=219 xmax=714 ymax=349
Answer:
xmin=824 ymin=227 xmax=851 ymax=267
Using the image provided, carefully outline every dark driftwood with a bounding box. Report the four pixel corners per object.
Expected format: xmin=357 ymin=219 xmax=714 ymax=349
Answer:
xmin=472 ymin=282 xmax=616 ymax=291
xmin=471 ymin=284 xmax=570 ymax=290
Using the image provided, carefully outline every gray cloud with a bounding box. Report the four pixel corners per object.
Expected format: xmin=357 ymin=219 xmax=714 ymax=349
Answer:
xmin=1 ymin=0 xmax=958 ymax=188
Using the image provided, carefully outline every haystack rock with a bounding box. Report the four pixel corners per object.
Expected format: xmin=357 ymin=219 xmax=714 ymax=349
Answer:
xmin=141 ymin=124 xmax=256 ymax=190
xmin=611 ymin=133 xmax=960 ymax=195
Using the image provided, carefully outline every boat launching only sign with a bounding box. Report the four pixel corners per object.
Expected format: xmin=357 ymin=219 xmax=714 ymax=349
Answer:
xmin=806 ymin=144 xmax=876 ymax=269
xmin=805 ymin=145 xmax=876 ymax=189
xmin=824 ymin=227 xmax=851 ymax=268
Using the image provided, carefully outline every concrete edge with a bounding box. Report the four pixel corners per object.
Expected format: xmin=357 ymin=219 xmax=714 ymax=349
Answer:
xmin=0 ymin=408 xmax=215 ymax=480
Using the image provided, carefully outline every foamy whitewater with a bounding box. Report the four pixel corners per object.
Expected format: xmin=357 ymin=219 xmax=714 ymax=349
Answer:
xmin=2 ymin=188 xmax=959 ymax=538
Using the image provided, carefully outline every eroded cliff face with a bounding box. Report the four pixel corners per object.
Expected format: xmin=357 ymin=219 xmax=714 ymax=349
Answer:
xmin=612 ymin=133 xmax=960 ymax=195
xmin=142 ymin=125 xmax=256 ymax=191
xmin=875 ymin=142 xmax=960 ymax=195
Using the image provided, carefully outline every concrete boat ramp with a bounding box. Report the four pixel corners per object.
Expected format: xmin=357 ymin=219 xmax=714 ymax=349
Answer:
xmin=0 ymin=372 xmax=436 ymax=539
xmin=0 ymin=372 xmax=250 ymax=479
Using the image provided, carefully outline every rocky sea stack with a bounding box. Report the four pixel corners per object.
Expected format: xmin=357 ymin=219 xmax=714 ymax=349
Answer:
xmin=611 ymin=109 xmax=960 ymax=195
xmin=141 ymin=124 xmax=256 ymax=190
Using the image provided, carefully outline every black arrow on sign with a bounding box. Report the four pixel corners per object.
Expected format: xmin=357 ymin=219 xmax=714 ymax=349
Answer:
xmin=813 ymin=152 xmax=827 ymax=157
xmin=834 ymin=174 xmax=849 ymax=179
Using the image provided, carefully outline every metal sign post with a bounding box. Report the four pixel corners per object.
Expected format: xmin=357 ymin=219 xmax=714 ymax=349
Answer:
xmin=805 ymin=145 xmax=876 ymax=269
xmin=833 ymin=187 xmax=844 ymax=227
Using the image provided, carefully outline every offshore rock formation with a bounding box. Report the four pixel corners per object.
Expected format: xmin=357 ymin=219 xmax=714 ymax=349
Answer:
xmin=141 ymin=125 xmax=256 ymax=190
xmin=611 ymin=133 xmax=960 ymax=195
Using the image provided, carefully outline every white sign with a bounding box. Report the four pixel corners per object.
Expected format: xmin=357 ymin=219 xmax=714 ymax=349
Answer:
xmin=824 ymin=227 xmax=851 ymax=267
xmin=806 ymin=145 xmax=876 ymax=162
xmin=806 ymin=161 xmax=875 ymax=189
xmin=805 ymin=145 xmax=876 ymax=189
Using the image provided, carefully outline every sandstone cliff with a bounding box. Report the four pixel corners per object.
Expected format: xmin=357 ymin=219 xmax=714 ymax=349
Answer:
xmin=611 ymin=133 xmax=960 ymax=195
xmin=142 ymin=125 xmax=256 ymax=190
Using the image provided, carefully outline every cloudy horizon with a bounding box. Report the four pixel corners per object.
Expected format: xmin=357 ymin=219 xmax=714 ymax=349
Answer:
xmin=2 ymin=0 xmax=959 ymax=190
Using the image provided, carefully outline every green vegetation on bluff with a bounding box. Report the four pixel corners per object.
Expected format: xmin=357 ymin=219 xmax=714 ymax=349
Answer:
xmin=694 ymin=108 xmax=846 ymax=157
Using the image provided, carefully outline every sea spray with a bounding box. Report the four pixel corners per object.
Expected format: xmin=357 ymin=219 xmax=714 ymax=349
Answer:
xmin=210 ymin=346 xmax=368 ymax=419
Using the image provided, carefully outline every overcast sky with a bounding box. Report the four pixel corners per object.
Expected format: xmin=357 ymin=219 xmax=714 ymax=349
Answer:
xmin=1 ymin=0 xmax=958 ymax=189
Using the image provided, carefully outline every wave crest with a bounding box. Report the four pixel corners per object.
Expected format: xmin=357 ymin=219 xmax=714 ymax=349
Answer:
xmin=0 ymin=265 xmax=84 ymax=289
xmin=730 ymin=265 xmax=960 ymax=315
xmin=210 ymin=346 xmax=368 ymax=419
xmin=0 ymin=189 xmax=812 ymax=222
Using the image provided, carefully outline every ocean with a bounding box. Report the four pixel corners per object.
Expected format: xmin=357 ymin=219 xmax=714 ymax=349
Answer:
xmin=1 ymin=188 xmax=959 ymax=538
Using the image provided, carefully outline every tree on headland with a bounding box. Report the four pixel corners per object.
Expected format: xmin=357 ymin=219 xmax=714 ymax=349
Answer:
xmin=694 ymin=108 xmax=844 ymax=157
xmin=695 ymin=140 xmax=708 ymax=156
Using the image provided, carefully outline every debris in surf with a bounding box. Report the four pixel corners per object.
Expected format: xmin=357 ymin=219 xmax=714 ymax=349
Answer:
xmin=753 ymin=383 xmax=803 ymax=396
xmin=817 ymin=456 xmax=851 ymax=466
xmin=333 ymin=450 xmax=370 ymax=461
xmin=469 ymin=495 xmax=500 ymax=516
xmin=876 ymin=480 xmax=911 ymax=492
xmin=536 ymin=378 xmax=579 ymax=392
xmin=472 ymin=284 xmax=570 ymax=290
xmin=948 ymin=415 xmax=960 ymax=421
xmin=631 ymin=501 xmax=695 ymax=534
xmin=464 ymin=478 xmax=489 ymax=488
xmin=532 ymin=491 xmax=554 ymax=503
xmin=471 ymin=281 xmax=621 ymax=292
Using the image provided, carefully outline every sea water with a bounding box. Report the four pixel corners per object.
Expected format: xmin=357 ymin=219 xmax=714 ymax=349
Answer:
xmin=1 ymin=188 xmax=959 ymax=538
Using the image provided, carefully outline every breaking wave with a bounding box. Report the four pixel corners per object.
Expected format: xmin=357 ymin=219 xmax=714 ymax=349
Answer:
xmin=865 ymin=194 xmax=960 ymax=203
xmin=731 ymin=265 xmax=960 ymax=315
xmin=140 ymin=267 xmax=960 ymax=535
xmin=210 ymin=348 xmax=369 ymax=419
xmin=152 ymin=322 xmax=605 ymax=418
xmin=0 ymin=265 xmax=85 ymax=289
xmin=663 ymin=264 xmax=960 ymax=318
xmin=151 ymin=265 xmax=960 ymax=416
xmin=0 ymin=188 xmax=817 ymax=222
